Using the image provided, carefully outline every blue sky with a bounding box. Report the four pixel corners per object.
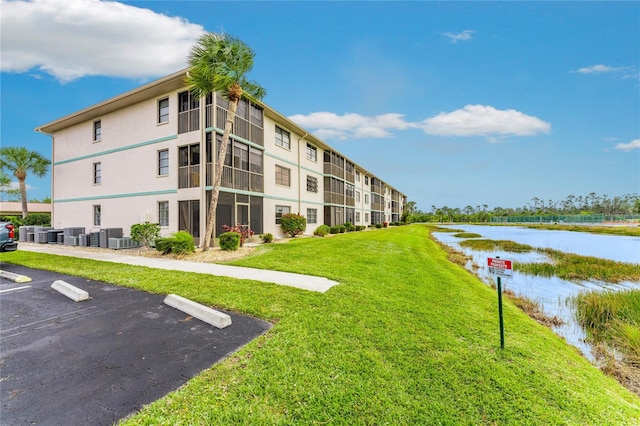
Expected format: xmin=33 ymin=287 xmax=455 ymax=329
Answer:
xmin=1 ymin=0 xmax=638 ymax=211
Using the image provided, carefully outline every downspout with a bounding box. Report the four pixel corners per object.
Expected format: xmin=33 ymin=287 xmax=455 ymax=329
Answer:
xmin=35 ymin=128 xmax=55 ymax=227
xmin=297 ymin=133 xmax=308 ymax=214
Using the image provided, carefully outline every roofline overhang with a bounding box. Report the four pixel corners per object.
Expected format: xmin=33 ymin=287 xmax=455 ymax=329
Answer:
xmin=35 ymin=69 xmax=189 ymax=134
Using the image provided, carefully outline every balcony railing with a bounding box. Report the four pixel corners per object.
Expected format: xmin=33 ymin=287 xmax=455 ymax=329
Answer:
xmin=208 ymin=163 xmax=263 ymax=192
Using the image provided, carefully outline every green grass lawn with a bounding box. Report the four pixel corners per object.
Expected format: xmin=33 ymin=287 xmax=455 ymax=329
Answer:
xmin=3 ymin=225 xmax=639 ymax=424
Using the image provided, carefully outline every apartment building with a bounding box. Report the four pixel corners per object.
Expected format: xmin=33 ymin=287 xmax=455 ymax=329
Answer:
xmin=36 ymin=69 xmax=406 ymax=245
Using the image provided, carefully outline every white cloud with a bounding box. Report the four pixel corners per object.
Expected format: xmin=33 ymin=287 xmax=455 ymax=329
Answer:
xmin=289 ymin=106 xmax=550 ymax=141
xmin=420 ymin=105 xmax=551 ymax=138
xmin=576 ymin=64 xmax=616 ymax=74
xmin=288 ymin=112 xmax=416 ymax=140
xmin=574 ymin=64 xmax=633 ymax=74
xmin=614 ymin=139 xmax=640 ymax=152
xmin=0 ymin=0 xmax=205 ymax=82
xmin=0 ymin=181 xmax=33 ymax=191
xmin=442 ymin=30 xmax=475 ymax=43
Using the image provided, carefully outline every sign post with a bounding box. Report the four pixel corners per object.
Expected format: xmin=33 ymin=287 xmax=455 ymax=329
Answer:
xmin=487 ymin=257 xmax=512 ymax=349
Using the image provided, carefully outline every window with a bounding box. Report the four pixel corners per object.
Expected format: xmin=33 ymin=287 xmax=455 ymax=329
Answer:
xmin=364 ymin=176 xmax=369 ymax=185
xmin=356 ymin=191 xmax=361 ymax=202
xmin=158 ymin=201 xmax=169 ymax=227
xmin=93 ymin=205 xmax=101 ymax=226
xmin=158 ymin=98 xmax=169 ymax=124
xmin=307 ymin=208 xmax=317 ymax=224
xmin=306 ymin=175 xmax=318 ymax=193
xmin=365 ymin=212 xmax=369 ymax=223
xmin=93 ymin=162 xmax=101 ymax=184
xmin=345 ymin=183 xmax=355 ymax=198
xmin=158 ymin=149 xmax=169 ymax=175
xmin=93 ymin=120 xmax=101 ymax=142
xmin=275 ymin=126 xmax=290 ymax=149
xmin=356 ymin=171 xmax=361 ymax=182
xmin=365 ymin=194 xmax=369 ymax=204
xmin=275 ymin=205 xmax=290 ymax=224
xmin=356 ymin=212 xmax=361 ymax=223
xmin=178 ymin=91 xmax=199 ymax=133
xmin=275 ymin=165 xmax=290 ymax=187
xmin=306 ymin=143 xmax=317 ymax=162
xmin=178 ymin=143 xmax=200 ymax=188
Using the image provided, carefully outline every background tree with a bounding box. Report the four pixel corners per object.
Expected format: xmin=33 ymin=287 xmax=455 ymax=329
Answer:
xmin=186 ymin=33 xmax=266 ymax=250
xmin=0 ymin=147 xmax=50 ymax=218
xmin=0 ymin=170 xmax=20 ymax=201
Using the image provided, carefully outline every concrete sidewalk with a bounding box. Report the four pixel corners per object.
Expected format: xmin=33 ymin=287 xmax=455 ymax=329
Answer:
xmin=18 ymin=244 xmax=338 ymax=293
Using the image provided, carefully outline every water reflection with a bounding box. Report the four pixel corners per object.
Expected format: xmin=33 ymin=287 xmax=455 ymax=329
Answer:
xmin=433 ymin=225 xmax=640 ymax=361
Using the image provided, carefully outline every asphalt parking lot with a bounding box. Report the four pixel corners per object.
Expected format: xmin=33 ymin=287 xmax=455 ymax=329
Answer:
xmin=1 ymin=264 xmax=271 ymax=425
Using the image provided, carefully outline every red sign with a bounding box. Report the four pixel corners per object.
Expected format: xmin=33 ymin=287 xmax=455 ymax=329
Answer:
xmin=487 ymin=257 xmax=513 ymax=276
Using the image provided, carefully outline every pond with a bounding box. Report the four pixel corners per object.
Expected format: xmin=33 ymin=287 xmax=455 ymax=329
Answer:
xmin=432 ymin=225 xmax=640 ymax=361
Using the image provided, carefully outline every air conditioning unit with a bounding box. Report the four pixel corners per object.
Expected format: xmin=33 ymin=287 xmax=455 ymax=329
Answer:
xmin=108 ymin=237 xmax=141 ymax=250
xmin=66 ymin=236 xmax=79 ymax=246
xmin=79 ymin=234 xmax=89 ymax=247
xmin=100 ymin=228 xmax=123 ymax=248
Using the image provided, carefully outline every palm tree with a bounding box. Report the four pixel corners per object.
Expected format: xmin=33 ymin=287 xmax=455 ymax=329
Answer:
xmin=0 ymin=146 xmax=50 ymax=218
xmin=186 ymin=33 xmax=266 ymax=250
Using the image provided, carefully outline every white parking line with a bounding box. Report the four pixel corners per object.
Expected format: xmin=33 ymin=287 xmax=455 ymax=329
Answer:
xmin=0 ymin=285 xmax=32 ymax=294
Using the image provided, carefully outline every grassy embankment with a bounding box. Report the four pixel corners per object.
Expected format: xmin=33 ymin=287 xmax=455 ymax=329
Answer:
xmin=451 ymin=233 xmax=640 ymax=392
xmin=2 ymin=225 xmax=639 ymax=424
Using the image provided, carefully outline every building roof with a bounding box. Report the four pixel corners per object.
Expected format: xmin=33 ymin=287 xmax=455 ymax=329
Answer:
xmin=35 ymin=69 xmax=404 ymax=196
xmin=0 ymin=201 xmax=52 ymax=215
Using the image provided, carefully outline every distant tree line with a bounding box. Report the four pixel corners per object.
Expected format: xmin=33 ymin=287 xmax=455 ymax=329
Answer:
xmin=404 ymin=193 xmax=640 ymax=223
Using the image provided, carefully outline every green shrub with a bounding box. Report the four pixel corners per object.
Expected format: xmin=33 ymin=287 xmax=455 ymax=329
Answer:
xmin=130 ymin=221 xmax=161 ymax=248
xmin=375 ymin=223 xmax=383 ymax=229
xmin=219 ymin=232 xmax=241 ymax=251
xmin=260 ymin=233 xmax=274 ymax=243
xmin=155 ymin=231 xmax=195 ymax=255
xmin=23 ymin=213 xmax=51 ymax=226
xmin=314 ymin=224 xmax=330 ymax=237
xmin=281 ymin=213 xmax=307 ymax=237
xmin=339 ymin=226 xmax=346 ymax=233
xmin=1 ymin=215 xmax=23 ymax=227
xmin=329 ymin=226 xmax=341 ymax=234
xmin=222 ymin=224 xmax=254 ymax=246
xmin=355 ymin=225 xmax=366 ymax=231
xmin=343 ymin=222 xmax=354 ymax=232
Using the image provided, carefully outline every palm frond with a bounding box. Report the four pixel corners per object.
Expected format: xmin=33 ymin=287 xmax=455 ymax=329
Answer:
xmin=185 ymin=32 xmax=265 ymax=102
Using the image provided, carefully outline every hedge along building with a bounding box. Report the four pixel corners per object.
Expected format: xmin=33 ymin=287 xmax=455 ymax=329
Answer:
xmin=35 ymin=69 xmax=406 ymax=245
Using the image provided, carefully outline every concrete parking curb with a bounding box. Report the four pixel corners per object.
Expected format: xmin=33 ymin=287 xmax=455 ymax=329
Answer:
xmin=0 ymin=270 xmax=32 ymax=283
xmin=51 ymin=280 xmax=91 ymax=302
xmin=164 ymin=294 xmax=232 ymax=329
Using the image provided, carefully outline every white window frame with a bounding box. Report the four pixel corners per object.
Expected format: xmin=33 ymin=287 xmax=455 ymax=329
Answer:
xmin=158 ymin=149 xmax=169 ymax=176
xmin=275 ymin=164 xmax=291 ymax=187
xmin=275 ymin=126 xmax=290 ymax=150
xmin=275 ymin=205 xmax=291 ymax=224
xmin=93 ymin=120 xmax=101 ymax=142
xmin=158 ymin=201 xmax=169 ymax=227
xmin=306 ymin=175 xmax=318 ymax=193
xmin=93 ymin=205 xmax=101 ymax=226
xmin=93 ymin=162 xmax=101 ymax=184
xmin=307 ymin=208 xmax=317 ymax=224
xmin=306 ymin=143 xmax=317 ymax=162
xmin=158 ymin=98 xmax=169 ymax=124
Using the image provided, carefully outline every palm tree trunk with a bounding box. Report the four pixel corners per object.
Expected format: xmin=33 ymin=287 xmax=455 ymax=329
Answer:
xmin=202 ymin=98 xmax=238 ymax=250
xmin=18 ymin=178 xmax=28 ymax=218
